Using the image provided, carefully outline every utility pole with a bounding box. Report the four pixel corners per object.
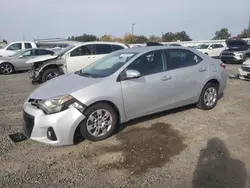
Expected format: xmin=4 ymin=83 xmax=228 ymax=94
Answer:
xmin=248 ymin=16 xmax=250 ymax=38
xmin=22 ymin=32 xmax=25 ymax=41
xmin=132 ymin=23 xmax=135 ymax=35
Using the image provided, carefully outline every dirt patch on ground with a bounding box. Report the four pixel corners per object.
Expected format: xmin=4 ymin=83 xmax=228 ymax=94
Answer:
xmin=85 ymin=122 xmax=187 ymax=175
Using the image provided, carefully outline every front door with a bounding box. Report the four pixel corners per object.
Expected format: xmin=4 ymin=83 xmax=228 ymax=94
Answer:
xmin=14 ymin=49 xmax=35 ymax=70
xmin=120 ymin=50 xmax=174 ymax=120
xmin=66 ymin=44 xmax=94 ymax=73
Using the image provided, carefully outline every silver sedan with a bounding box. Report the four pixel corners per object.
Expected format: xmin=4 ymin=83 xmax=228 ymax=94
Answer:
xmin=23 ymin=46 xmax=228 ymax=146
xmin=0 ymin=48 xmax=55 ymax=74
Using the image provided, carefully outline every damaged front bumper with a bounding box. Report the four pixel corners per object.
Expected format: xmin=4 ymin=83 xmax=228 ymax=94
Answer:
xmin=28 ymin=68 xmax=41 ymax=83
xmin=238 ymin=65 xmax=250 ymax=81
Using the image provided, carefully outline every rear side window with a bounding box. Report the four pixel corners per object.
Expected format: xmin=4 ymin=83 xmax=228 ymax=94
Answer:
xmin=95 ymin=44 xmax=112 ymax=55
xmin=112 ymin=45 xmax=124 ymax=52
xmin=164 ymin=49 xmax=202 ymax=70
xmin=35 ymin=49 xmax=54 ymax=56
xmin=25 ymin=43 xmax=32 ymax=49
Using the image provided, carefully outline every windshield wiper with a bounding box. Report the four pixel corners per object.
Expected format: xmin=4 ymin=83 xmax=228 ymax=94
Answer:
xmin=79 ymin=72 xmax=97 ymax=78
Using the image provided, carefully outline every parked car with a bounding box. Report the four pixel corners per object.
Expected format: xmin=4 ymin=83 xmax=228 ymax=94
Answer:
xmin=0 ymin=48 xmax=55 ymax=74
xmin=23 ymin=46 xmax=227 ymax=146
xmin=26 ymin=42 xmax=129 ymax=83
xmin=0 ymin=41 xmax=37 ymax=57
xmin=220 ymin=39 xmax=250 ymax=64
xmin=237 ymin=58 xmax=250 ymax=80
xmin=195 ymin=43 xmax=226 ymax=57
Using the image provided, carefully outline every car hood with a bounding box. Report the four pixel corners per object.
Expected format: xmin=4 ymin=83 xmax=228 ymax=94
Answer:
xmin=225 ymin=39 xmax=248 ymax=51
xmin=29 ymin=73 xmax=103 ymax=100
xmin=26 ymin=54 xmax=58 ymax=64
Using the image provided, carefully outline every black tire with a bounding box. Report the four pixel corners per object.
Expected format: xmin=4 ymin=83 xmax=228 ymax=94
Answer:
xmin=197 ymin=82 xmax=219 ymax=110
xmin=80 ymin=102 xmax=118 ymax=141
xmin=0 ymin=63 xmax=14 ymax=75
xmin=41 ymin=68 xmax=62 ymax=83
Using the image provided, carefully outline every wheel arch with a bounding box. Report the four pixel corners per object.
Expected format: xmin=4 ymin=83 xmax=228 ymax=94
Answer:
xmin=73 ymin=100 xmax=122 ymax=144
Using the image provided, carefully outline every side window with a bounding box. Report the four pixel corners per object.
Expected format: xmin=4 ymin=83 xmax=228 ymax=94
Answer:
xmin=21 ymin=50 xmax=33 ymax=57
xmin=6 ymin=43 xmax=22 ymax=51
xmin=213 ymin=44 xmax=224 ymax=48
xmin=95 ymin=44 xmax=112 ymax=55
xmin=126 ymin=50 xmax=164 ymax=76
xmin=24 ymin=43 xmax=32 ymax=49
xmin=35 ymin=50 xmax=54 ymax=56
xmin=165 ymin=49 xmax=202 ymax=70
xmin=70 ymin=45 xmax=93 ymax=57
xmin=112 ymin=45 xmax=124 ymax=52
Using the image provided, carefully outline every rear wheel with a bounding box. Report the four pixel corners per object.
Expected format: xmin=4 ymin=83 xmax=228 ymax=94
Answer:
xmin=197 ymin=82 xmax=219 ymax=110
xmin=0 ymin=63 xmax=14 ymax=74
xmin=80 ymin=103 xmax=118 ymax=141
xmin=41 ymin=68 xmax=62 ymax=83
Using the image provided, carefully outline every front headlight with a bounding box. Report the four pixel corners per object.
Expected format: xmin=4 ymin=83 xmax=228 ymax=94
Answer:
xmin=38 ymin=95 xmax=85 ymax=114
xmin=235 ymin=51 xmax=243 ymax=56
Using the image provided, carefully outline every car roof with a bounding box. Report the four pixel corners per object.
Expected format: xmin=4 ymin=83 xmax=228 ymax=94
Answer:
xmin=22 ymin=48 xmax=54 ymax=51
xmin=76 ymin=41 xmax=127 ymax=46
xmin=117 ymin=46 xmax=189 ymax=53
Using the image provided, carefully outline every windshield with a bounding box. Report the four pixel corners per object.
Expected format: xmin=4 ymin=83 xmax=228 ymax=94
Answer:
xmin=79 ymin=51 xmax=138 ymax=78
xmin=195 ymin=44 xmax=209 ymax=49
xmin=57 ymin=45 xmax=75 ymax=56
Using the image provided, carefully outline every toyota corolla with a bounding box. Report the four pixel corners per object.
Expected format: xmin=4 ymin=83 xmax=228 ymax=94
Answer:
xmin=23 ymin=46 xmax=227 ymax=146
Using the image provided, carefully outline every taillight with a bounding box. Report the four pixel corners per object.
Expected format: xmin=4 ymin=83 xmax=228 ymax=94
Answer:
xmin=220 ymin=63 xmax=226 ymax=69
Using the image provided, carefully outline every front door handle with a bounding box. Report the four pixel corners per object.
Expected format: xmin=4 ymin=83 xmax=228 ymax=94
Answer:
xmin=161 ymin=76 xmax=172 ymax=81
xmin=199 ymin=67 xmax=207 ymax=72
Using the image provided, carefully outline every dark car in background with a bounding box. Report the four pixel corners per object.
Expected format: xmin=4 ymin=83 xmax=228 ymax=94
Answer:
xmin=220 ymin=39 xmax=250 ymax=64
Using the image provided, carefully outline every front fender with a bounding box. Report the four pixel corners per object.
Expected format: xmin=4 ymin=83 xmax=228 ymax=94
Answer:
xmin=37 ymin=62 xmax=64 ymax=74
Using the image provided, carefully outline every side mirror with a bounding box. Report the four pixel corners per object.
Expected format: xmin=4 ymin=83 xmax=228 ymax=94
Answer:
xmin=125 ymin=69 xmax=141 ymax=79
xmin=18 ymin=55 xmax=23 ymax=58
xmin=208 ymin=46 xmax=213 ymax=50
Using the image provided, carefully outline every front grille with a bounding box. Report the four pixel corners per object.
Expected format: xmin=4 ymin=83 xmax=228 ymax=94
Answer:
xmin=221 ymin=52 xmax=234 ymax=56
xmin=23 ymin=111 xmax=34 ymax=138
xmin=28 ymin=99 xmax=41 ymax=108
xmin=241 ymin=66 xmax=250 ymax=72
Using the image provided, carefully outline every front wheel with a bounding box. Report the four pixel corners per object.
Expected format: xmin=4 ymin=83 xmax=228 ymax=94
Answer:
xmin=197 ymin=83 xmax=219 ymax=110
xmin=80 ymin=103 xmax=118 ymax=141
xmin=41 ymin=68 xmax=62 ymax=83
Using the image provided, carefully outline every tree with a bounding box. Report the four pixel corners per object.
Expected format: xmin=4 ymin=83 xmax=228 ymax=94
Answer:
xmin=70 ymin=34 xmax=98 ymax=42
xmin=134 ymin=35 xmax=149 ymax=43
xmin=162 ymin=32 xmax=176 ymax=42
xmin=123 ymin=34 xmax=137 ymax=44
xmin=100 ymin=34 xmax=114 ymax=42
xmin=236 ymin=29 xmax=250 ymax=38
xmin=212 ymin=28 xmax=231 ymax=40
xmin=162 ymin=31 xmax=192 ymax=42
xmin=148 ymin=35 xmax=161 ymax=42
xmin=175 ymin=31 xmax=192 ymax=41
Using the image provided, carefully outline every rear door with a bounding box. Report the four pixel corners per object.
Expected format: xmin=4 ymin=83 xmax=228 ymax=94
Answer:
xmin=66 ymin=44 xmax=94 ymax=73
xmin=164 ymin=49 xmax=209 ymax=106
xmin=209 ymin=44 xmax=225 ymax=57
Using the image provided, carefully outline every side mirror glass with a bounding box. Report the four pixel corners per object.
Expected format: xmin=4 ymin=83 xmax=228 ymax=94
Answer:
xmin=125 ymin=69 xmax=141 ymax=79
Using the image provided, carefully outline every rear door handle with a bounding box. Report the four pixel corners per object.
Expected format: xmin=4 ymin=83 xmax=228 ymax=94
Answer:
xmin=161 ymin=76 xmax=172 ymax=81
xmin=199 ymin=67 xmax=207 ymax=72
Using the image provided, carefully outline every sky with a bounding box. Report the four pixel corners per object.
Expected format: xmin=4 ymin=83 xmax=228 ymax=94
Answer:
xmin=0 ymin=0 xmax=249 ymax=42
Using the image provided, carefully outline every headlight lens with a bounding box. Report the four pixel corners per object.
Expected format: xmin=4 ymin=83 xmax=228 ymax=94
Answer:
xmin=38 ymin=95 xmax=85 ymax=114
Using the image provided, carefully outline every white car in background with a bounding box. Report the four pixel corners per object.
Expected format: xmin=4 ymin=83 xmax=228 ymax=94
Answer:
xmin=0 ymin=41 xmax=37 ymax=57
xmin=26 ymin=41 xmax=129 ymax=83
xmin=195 ymin=43 xmax=226 ymax=58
